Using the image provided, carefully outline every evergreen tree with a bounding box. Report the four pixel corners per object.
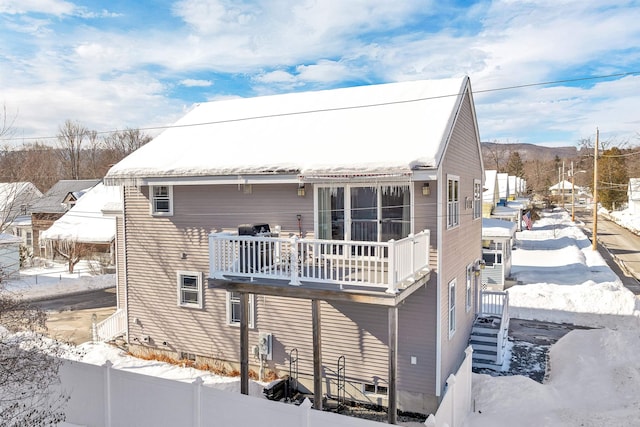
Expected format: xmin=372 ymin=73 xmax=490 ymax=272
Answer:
xmin=598 ymin=147 xmax=628 ymax=210
xmin=505 ymin=151 xmax=525 ymax=177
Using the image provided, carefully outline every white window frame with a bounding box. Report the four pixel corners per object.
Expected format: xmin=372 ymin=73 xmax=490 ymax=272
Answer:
xmin=177 ymin=271 xmax=203 ymax=308
xmin=473 ymin=179 xmax=482 ymax=220
xmin=227 ymin=291 xmax=255 ymax=328
xmin=150 ymin=185 xmax=173 ymax=216
xmin=466 ymin=265 xmax=473 ymax=313
xmin=447 ymin=175 xmax=460 ymax=229
xmin=448 ymin=278 xmax=456 ymax=338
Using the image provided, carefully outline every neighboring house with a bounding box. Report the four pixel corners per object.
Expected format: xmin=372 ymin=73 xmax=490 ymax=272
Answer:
xmin=103 ymin=76 xmax=487 ymax=419
xmin=0 ymin=182 xmax=43 ymax=255
xmin=481 ymin=218 xmax=517 ymax=291
xmin=40 ymin=182 xmax=119 ymax=270
xmin=31 ymin=179 xmax=100 ymax=258
xmin=0 ymin=233 xmax=22 ymax=279
xmin=497 ymin=173 xmax=509 ymax=206
xmin=549 ymin=180 xmax=574 ymax=196
xmin=483 ymin=170 xmax=499 ymax=218
xmin=507 ymin=175 xmax=517 ymax=201
xmin=628 ymin=178 xmax=640 ymax=214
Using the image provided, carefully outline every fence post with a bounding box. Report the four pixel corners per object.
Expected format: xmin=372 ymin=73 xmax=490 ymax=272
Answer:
xmin=299 ymin=397 xmax=312 ymax=427
xmin=446 ymin=373 xmax=456 ymax=427
xmin=193 ymin=377 xmax=203 ymax=427
xmin=103 ymin=360 xmax=113 ymax=427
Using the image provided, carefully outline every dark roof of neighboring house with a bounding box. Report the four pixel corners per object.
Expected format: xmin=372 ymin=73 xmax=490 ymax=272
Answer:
xmin=31 ymin=179 xmax=101 ymax=213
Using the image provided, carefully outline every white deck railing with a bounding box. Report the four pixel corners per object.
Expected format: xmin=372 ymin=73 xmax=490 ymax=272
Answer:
xmin=209 ymin=230 xmax=430 ymax=294
xmin=94 ymin=309 xmax=127 ymax=342
xmin=478 ymin=290 xmax=510 ymax=365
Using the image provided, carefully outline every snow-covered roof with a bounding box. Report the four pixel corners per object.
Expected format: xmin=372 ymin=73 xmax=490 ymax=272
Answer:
xmin=629 ymin=178 xmax=640 ymax=200
xmin=0 ymin=233 xmax=21 ymax=245
xmin=31 ymin=179 xmax=100 ymax=213
xmin=508 ymin=175 xmax=517 ymax=195
xmin=482 ymin=218 xmax=517 ymax=237
xmin=105 ymin=77 xmax=472 ymax=183
xmin=549 ymin=180 xmax=574 ymax=191
xmin=40 ymin=183 xmax=120 ymax=243
xmin=0 ymin=182 xmax=42 ymax=213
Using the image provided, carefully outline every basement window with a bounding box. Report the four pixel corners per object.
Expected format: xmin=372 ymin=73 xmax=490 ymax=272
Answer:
xmin=364 ymin=383 xmax=388 ymax=396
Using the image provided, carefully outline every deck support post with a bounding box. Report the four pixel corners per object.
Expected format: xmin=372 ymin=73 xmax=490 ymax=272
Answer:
xmin=312 ymin=299 xmax=323 ymax=410
xmin=240 ymin=292 xmax=249 ymax=395
xmin=388 ymin=306 xmax=398 ymax=424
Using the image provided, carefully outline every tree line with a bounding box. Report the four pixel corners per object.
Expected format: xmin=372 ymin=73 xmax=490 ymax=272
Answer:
xmin=482 ymin=138 xmax=640 ymax=211
xmin=1 ymin=119 xmax=151 ymax=193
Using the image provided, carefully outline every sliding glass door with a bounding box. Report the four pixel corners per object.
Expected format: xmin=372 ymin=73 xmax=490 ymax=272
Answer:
xmin=317 ymin=184 xmax=411 ymax=244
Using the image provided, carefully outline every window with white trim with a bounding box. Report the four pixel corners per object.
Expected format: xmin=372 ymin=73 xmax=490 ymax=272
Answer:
xmin=448 ymin=279 xmax=456 ymax=338
xmin=447 ymin=176 xmax=460 ymax=228
xmin=473 ymin=179 xmax=482 ymax=219
xmin=151 ymin=185 xmax=173 ymax=216
xmin=227 ymin=291 xmax=255 ymax=328
xmin=466 ymin=265 xmax=473 ymax=312
xmin=177 ymin=271 xmax=202 ymax=308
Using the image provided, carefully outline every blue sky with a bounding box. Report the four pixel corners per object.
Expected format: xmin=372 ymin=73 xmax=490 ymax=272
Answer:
xmin=1 ymin=0 xmax=639 ymax=148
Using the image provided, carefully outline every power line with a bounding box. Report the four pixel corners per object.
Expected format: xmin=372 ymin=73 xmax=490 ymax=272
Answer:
xmin=2 ymin=70 xmax=640 ymax=144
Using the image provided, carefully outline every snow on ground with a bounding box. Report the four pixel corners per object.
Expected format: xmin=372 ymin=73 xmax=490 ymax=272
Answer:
xmin=4 ymin=207 xmax=640 ymax=426
xmin=2 ymin=260 xmax=115 ymax=301
xmin=606 ymin=206 xmax=640 ymax=235
xmin=464 ymin=208 xmax=640 ymax=427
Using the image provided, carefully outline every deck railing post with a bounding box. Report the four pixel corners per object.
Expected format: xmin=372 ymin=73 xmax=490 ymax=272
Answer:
xmin=289 ymin=235 xmax=300 ymax=286
xmin=386 ymin=240 xmax=397 ymax=294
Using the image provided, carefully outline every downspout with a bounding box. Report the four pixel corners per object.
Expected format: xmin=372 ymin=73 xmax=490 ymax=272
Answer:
xmin=435 ymin=168 xmax=443 ymax=398
xmin=121 ymin=186 xmax=130 ymax=341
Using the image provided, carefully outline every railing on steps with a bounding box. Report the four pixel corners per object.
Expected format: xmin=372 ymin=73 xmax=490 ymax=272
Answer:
xmin=478 ymin=290 xmax=510 ymax=365
xmin=94 ymin=309 xmax=127 ymax=342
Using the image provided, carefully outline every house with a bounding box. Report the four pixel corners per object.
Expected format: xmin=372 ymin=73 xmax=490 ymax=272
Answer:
xmin=0 ymin=182 xmax=43 ymax=255
xmin=0 ymin=233 xmax=22 ymax=279
xmin=497 ymin=173 xmax=509 ymax=206
xmin=481 ymin=218 xmax=517 ymax=291
xmin=628 ymin=178 xmax=640 ymax=214
xmin=507 ymin=175 xmax=517 ymax=201
xmin=483 ymin=170 xmax=499 ymax=217
xmin=549 ymin=179 xmax=574 ymax=196
xmin=30 ymin=179 xmax=101 ymax=258
xmin=40 ymin=182 xmax=119 ymax=271
xmin=103 ymin=76 xmax=489 ymax=420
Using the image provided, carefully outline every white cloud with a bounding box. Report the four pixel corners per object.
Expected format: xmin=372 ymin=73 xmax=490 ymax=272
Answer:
xmin=0 ymin=0 xmax=75 ymax=16
xmin=180 ymin=79 xmax=213 ymax=87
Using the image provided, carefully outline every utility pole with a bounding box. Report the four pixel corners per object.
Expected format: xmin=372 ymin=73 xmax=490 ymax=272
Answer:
xmin=561 ymin=161 xmax=565 ymax=208
xmin=592 ymin=128 xmax=599 ymax=251
xmin=571 ymin=161 xmax=575 ymax=222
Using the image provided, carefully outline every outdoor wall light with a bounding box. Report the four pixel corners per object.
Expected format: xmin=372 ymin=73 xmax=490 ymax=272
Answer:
xmin=422 ymin=183 xmax=430 ymax=196
xmin=297 ymin=183 xmax=306 ymax=197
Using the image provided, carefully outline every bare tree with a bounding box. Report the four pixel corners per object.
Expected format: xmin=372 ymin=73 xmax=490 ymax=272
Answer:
xmin=56 ymin=120 xmax=89 ymax=180
xmin=50 ymin=239 xmax=91 ymax=273
xmin=483 ymin=140 xmax=509 ymax=171
xmin=0 ymin=104 xmax=17 ymax=140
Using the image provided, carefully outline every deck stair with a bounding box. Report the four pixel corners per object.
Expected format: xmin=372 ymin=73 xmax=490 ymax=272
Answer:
xmin=470 ymin=290 xmax=510 ymax=370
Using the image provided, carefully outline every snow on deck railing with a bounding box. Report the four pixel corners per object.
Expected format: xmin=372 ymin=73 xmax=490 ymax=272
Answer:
xmin=208 ymin=230 xmax=430 ymax=294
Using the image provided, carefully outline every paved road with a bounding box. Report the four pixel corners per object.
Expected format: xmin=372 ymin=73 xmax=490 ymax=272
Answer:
xmin=573 ymin=205 xmax=640 ymax=295
xmin=31 ymin=287 xmax=118 ymax=345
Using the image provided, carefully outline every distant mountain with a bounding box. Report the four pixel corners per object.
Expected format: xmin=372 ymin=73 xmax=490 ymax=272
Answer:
xmin=481 ymin=142 xmax=578 ymax=162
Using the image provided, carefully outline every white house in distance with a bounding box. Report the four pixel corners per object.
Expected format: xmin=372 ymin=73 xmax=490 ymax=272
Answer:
xmin=628 ymin=178 xmax=640 ymax=214
xmin=483 ymin=170 xmax=499 ymax=217
xmin=481 ymin=218 xmax=517 ymax=291
xmin=497 ymin=173 xmax=509 ymax=206
xmin=0 ymin=182 xmax=43 ymax=253
xmin=0 ymin=233 xmax=22 ymax=279
xmin=40 ymin=182 xmax=120 ymax=270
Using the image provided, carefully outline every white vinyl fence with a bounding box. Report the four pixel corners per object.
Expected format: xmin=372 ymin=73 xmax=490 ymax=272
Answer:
xmin=59 ymin=349 xmax=473 ymax=427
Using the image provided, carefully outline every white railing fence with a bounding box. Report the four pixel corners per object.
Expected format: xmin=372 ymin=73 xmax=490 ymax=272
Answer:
xmin=478 ymin=290 xmax=510 ymax=365
xmin=58 ymin=360 xmax=390 ymax=427
xmin=425 ymin=346 xmax=474 ymax=427
xmin=94 ymin=309 xmax=127 ymax=342
xmin=209 ymin=230 xmax=430 ymax=293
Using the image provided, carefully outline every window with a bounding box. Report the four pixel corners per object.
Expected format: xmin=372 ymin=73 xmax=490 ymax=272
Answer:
xmin=26 ymin=231 xmax=32 ymax=246
xmin=364 ymin=382 xmax=388 ymax=396
xmin=151 ymin=185 xmax=173 ymax=216
xmin=447 ymin=176 xmax=460 ymax=228
xmin=448 ymin=279 xmax=456 ymax=338
xmin=177 ymin=271 xmax=202 ymax=308
xmin=466 ymin=265 xmax=473 ymax=312
xmin=227 ymin=291 xmax=255 ymax=328
xmin=473 ymin=179 xmax=482 ymax=219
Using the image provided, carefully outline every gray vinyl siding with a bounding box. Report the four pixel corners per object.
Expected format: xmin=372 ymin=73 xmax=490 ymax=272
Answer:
xmin=122 ymin=183 xmax=393 ymax=389
xmin=481 ymin=265 xmax=505 ymax=288
xmin=438 ymin=90 xmax=483 ymax=392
